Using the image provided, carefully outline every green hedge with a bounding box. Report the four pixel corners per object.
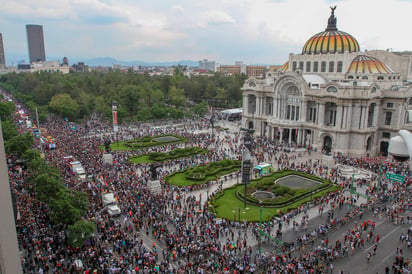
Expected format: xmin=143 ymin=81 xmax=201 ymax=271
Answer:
xmin=101 ymin=134 xmax=188 ymax=151
xmin=165 ymin=159 xmax=241 ymax=186
xmin=129 ymin=147 xmax=207 ymax=164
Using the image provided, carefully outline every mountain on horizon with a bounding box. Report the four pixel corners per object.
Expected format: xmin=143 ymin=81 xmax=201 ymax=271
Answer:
xmin=83 ymin=57 xmax=199 ymax=67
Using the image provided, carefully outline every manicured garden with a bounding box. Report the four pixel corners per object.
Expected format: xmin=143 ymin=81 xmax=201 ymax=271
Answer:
xmin=164 ymin=159 xmax=241 ymax=187
xmin=211 ymin=170 xmax=340 ymax=222
xmin=103 ymin=134 xmax=188 ymax=151
xmin=129 ymin=147 xmax=208 ymax=164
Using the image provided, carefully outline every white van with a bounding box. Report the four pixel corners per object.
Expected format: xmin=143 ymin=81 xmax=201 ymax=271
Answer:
xmin=102 ymin=193 xmax=121 ymax=217
xmin=102 ymin=193 xmax=116 ymax=207
xmin=107 ymin=204 xmax=121 ymax=217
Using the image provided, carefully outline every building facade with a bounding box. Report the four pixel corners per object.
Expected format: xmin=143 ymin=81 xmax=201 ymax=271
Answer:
xmin=199 ymin=59 xmax=216 ymax=72
xmin=241 ymin=7 xmax=412 ymax=157
xmin=219 ymin=64 xmax=267 ymax=77
xmin=26 ymin=24 xmax=46 ymax=63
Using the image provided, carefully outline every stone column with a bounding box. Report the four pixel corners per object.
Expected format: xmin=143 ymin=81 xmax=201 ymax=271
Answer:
xmin=346 ymin=104 xmax=353 ymax=129
xmin=279 ymin=128 xmax=283 ymax=144
xmin=317 ymin=103 xmax=325 ymax=125
xmin=288 ymin=128 xmax=292 ymax=144
xmin=243 ymin=94 xmax=248 ymax=114
xmin=373 ymin=104 xmax=379 ymax=127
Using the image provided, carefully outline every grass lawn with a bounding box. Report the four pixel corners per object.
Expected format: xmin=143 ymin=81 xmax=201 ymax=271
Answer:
xmin=212 ymin=182 xmax=340 ymax=222
xmin=213 ymin=185 xmax=278 ymax=222
xmin=129 ymin=155 xmax=154 ymax=164
xmin=129 ymin=147 xmax=208 ymax=164
xmin=100 ymin=135 xmax=187 ymax=151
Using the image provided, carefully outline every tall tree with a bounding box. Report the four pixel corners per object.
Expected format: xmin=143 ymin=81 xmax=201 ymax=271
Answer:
xmin=49 ymin=94 xmax=80 ymax=120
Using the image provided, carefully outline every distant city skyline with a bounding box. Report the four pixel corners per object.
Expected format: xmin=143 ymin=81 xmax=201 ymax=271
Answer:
xmin=1 ymin=0 xmax=412 ymax=66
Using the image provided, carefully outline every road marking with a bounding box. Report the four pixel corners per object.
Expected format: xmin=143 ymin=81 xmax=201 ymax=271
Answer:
xmin=363 ymin=226 xmax=402 ymax=253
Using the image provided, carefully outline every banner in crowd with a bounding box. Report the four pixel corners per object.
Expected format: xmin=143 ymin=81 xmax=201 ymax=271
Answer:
xmin=112 ymin=105 xmax=118 ymax=132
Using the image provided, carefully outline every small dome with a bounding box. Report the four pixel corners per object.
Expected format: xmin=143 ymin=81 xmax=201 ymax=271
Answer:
xmin=280 ymin=61 xmax=289 ymax=72
xmin=347 ymin=55 xmax=394 ymax=74
xmin=302 ymin=7 xmax=360 ymax=54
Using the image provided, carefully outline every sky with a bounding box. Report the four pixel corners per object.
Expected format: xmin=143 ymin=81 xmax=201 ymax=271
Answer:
xmin=1 ymin=0 xmax=412 ymax=66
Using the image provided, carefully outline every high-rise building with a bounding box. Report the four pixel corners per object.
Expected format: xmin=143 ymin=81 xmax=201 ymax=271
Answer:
xmin=198 ymin=59 xmax=216 ymax=72
xmin=26 ymin=24 xmax=46 ymax=63
xmin=0 ymin=33 xmax=6 ymax=68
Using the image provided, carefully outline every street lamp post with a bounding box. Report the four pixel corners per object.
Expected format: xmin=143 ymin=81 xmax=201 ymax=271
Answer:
xmin=259 ymin=201 xmax=263 ymax=257
xmin=241 ymin=128 xmax=254 ymax=209
xmin=349 ymin=169 xmax=355 ymax=212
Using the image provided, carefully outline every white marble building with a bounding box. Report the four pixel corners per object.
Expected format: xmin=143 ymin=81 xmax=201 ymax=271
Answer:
xmin=241 ymin=7 xmax=412 ymax=157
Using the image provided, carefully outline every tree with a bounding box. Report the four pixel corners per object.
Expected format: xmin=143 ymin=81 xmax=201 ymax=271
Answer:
xmin=0 ymin=101 xmax=15 ymax=120
xmin=5 ymin=133 xmax=33 ymax=158
xmin=168 ymin=86 xmax=186 ymax=108
xmin=49 ymin=189 xmax=86 ymax=225
xmin=1 ymin=120 xmax=18 ymax=141
xmin=34 ymin=174 xmax=64 ymax=203
xmin=151 ymin=103 xmax=168 ymax=119
xmin=215 ymin=87 xmax=229 ymax=108
xmin=192 ymin=101 xmax=209 ymax=117
xmin=22 ymin=149 xmax=41 ymax=162
xmin=71 ymin=191 xmax=89 ymax=213
xmin=67 ymin=220 xmax=95 ymax=248
xmin=136 ymin=107 xmax=152 ymax=121
xmin=49 ymin=94 xmax=80 ymax=120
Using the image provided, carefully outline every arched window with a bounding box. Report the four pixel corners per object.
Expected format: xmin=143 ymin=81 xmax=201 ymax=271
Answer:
xmin=371 ymin=87 xmax=377 ymax=93
xmin=337 ymin=61 xmax=343 ymax=72
xmin=321 ymin=62 xmax=326 ymax=72
xmin=377 ymin=76 xmax=384 ymax=80
xmin=327 ymin=86 xmax=338 ymax=92
xmin=299 ymin=61 xmax=304 ymax=70
xmin=329 ymin=61 xmax=334 ymax=72
xmin=313 ymin=62 xmax=319 ymax=72
xmin=292 ymin=62 xmax=297 ymax=71
xmin=306 ymin=61 xmax=311 ymax=72
xmin=348 ymin=75 xmax=354 ymax=79
xmin=362 ymin=76 xmax=368 ymax=79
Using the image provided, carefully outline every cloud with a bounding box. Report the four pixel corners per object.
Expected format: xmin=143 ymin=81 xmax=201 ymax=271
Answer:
xmin=2 ymin=0 xmax=412 ymax=65
xmin=198 ymin=10 xmax=236 ymax=27
xmin=71 ymin=0 xmax=128 ymax=25
xmin=172 ymin=5 xmax=184 ymax=12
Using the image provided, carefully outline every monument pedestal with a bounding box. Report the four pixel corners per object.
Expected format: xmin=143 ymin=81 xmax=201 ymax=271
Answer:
xmin=148 ymin=179 xmax=161 ymax=193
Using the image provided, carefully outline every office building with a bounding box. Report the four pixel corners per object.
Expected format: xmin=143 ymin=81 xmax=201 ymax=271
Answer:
xmin=26 ymin=24 xmax=46 ymax=63
xmin=0 ymin=33 xmax=5 ymax=68
xmin=219 ymin=64 xmax=266 ymax=77
xmin=242 ymin=7 xmax=412 ymax=157
xmin=199 ymin=59 xmax=216 ymax=72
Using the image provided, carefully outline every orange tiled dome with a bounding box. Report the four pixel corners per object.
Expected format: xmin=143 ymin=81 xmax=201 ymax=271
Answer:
xmin=347 ymin=55 xmax=394 ymax=74
xmin=302 ymin=7 xmax=360 ymax=55
xmin=280 ymin=61 xmax=289 ymax=72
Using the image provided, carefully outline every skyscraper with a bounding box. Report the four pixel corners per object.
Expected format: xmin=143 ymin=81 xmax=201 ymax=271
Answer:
xmin=26 ymin=24 xmax=46 ymax=63
xmin=0 ymin=33 xmax=5 ymax=68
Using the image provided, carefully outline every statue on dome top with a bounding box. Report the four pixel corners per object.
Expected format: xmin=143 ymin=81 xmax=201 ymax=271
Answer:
xmin=330 ymin=5 xmax=337 ymax=15
xmin=326 ymin=6 xmax=337 ymax=31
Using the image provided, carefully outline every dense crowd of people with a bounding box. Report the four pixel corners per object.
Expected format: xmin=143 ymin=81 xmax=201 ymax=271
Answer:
xmin=4 ymin=93 xmax=412 ymax=273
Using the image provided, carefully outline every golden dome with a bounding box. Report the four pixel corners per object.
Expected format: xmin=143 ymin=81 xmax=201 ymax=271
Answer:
xmin=302 ymin=7 xmax=360 ymax=55
xmin=347 ymin=55 xmax=395 ymax=74
xmin=280 ymin=61 xmax=289 ymax=72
